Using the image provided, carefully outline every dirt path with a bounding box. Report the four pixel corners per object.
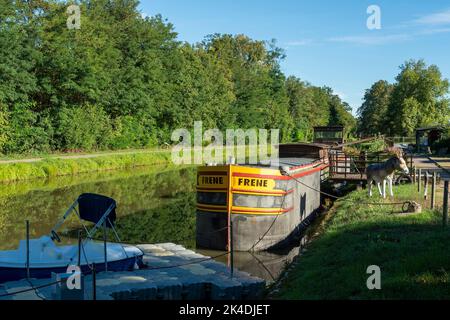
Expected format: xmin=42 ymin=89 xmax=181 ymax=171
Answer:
xmin=0 ymin=145 xmax=253 ymax=165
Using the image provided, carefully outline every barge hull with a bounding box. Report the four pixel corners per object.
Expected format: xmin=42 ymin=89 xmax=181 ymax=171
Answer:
xmin=231 ymin=171 xmax=321 ymax=252
xmin=196 ymin=158 xmax=324 ymax=252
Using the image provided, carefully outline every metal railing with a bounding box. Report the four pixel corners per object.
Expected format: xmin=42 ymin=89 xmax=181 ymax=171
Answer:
xmin=328 ymin=151 xmax=414 ymax=181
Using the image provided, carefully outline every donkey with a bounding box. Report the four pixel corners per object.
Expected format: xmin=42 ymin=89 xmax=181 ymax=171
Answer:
xmin=367 ymin=154 xmax=410 ymax=198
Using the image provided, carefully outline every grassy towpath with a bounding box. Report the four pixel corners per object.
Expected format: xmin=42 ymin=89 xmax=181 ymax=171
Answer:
xmin=272 ymin=184 xmax=450 ymax=300
xmin=0 ymin=145 xmax=270 ymax=183
xmin=0 ymin=149 xmax=174 ymax=183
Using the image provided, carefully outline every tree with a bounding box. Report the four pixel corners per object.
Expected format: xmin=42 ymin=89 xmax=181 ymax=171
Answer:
xmin=201 ymin=34 xmax=294 ymax=141
xmin=357 ymin=80 xmax=393 ymax=136
xmin=0 ymin=0 xmax=38 ymax=107
xmin=386 ymin=60 xmax=450 ymax=136
xmin=286 ymin=77 xmax=324 ymax=141
xmin=0 ymin=1 xmax=356 ymax=153
xmin=285 ymin=78 xmax=356 ymax=142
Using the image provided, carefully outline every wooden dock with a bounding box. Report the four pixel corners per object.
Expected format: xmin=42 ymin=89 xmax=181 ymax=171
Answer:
xmin=0 ymin=243 xmax=265 ymax=301
xmin=328 ymin=151 xmax=450 ymax=183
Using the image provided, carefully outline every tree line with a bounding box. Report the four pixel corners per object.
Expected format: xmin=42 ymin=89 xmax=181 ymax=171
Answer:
xmin=358 ymin=60 xmax=450 ymax=137
xmin=0 ymin=0 xmax=355 ymax=154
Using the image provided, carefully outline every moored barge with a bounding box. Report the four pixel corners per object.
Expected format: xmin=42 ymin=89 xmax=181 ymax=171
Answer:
xmin=196 ymin=144 xmax=329 ymax=252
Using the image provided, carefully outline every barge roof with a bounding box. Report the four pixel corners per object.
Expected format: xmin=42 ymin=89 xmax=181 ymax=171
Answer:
xmin=241 ymin=157 xmax=320 ymax=170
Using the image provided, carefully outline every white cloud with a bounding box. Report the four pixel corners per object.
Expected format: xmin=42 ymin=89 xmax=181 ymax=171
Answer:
xmin=334 ymin=91 xmax=347 ymax=100
xmin=415 ymin=9 xmax=450 ymax=26
xmin=328 ymin=34 xmax=411 ymax=46
xmin=285 ymin=40 xmax=313 ymax=48
xmin=417 ymin=27 xmax=450 ymax=35
xmin=289 ymin=9 xmax=450 ymax=48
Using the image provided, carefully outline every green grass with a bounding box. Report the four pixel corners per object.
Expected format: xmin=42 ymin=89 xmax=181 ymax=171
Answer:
xmin=0 ymin=145 xmax=276 ymax=183
xmin=0 ymin=147 xmax=170 ymax=161
xmin=274 ymin=184 xmax=450 ymax=300
xmin=0 ymin=151 xmax=172 ymax=182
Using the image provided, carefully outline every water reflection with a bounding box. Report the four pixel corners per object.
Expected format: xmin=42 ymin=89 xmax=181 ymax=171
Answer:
xmin=199 ymin=236 xmax=309 ymax=284
xmin=0 ymin=164 xmax=313 ymax=285
xmin=0 ymin=164 xmax=197 ymax=250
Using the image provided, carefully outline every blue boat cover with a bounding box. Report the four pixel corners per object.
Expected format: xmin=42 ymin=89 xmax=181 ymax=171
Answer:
xmin=78 ymin=193 xmax=116 ymax=228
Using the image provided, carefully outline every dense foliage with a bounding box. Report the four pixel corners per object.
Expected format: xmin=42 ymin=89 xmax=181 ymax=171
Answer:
xmin=0 ymin=0 xmax=355 ymax=154
xmin=358 ymin=60 xmax=450 ymax=137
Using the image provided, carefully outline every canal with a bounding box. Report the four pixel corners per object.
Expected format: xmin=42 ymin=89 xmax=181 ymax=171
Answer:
xmin=0 ymin=164 xmax=308 ymax=284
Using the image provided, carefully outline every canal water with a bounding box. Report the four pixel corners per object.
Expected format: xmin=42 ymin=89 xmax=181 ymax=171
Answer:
xmin=0 ymin=164 xmax=307 ymax=283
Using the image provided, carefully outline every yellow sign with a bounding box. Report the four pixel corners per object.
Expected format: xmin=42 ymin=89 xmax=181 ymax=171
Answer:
xmin=197 ymin=175 xmax=228 ymax=188
xmin=233 ymin=177 xmax=276 ymax=191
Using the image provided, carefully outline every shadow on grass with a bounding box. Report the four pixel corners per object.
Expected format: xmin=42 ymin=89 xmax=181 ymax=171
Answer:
xmin=276 ymin=210 xmax=450 ymax=300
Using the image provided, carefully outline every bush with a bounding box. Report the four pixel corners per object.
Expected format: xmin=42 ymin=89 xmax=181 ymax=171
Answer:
xmin=2 ymin=104 xmax=52 ymax=154
xmin=432 ymin=138 xmax=450 ymax=154
xmin=359 ymin=139 xmax=387 ymax=153
xmin=109 ymin=116 xmax=148 ymax=150
xmin=57 ymin=104 xmax=113 ymax=151
xmin=0 ymin=105 xmax=7 ymax=152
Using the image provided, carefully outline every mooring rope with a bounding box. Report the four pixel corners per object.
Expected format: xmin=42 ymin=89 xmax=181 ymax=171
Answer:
xmin=0 ymin=251 xmax=230 ymax=299
xmin=248 ymin=188 xmax=289 ymax=252
xmin=0 ymin=227 xmax=233 ymax=299
xmin=248 ymin=251 xmax=276 ymax=282
xmin=25 ymin=278 xmax=46 ymax=301
xmin=0 ymin=278 xmax=66 ymax=298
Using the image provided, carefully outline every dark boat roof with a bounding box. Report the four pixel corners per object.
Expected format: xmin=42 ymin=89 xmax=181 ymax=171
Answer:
xmin=313 ymin=126 xmax=345 ymax=131
xmin=280 ymin=142 xmax=330 ymax=149
xmin=242 ymin=157 xmax=319 ymax=170
xmin=279 ymin=157 xmax=318 ymax=167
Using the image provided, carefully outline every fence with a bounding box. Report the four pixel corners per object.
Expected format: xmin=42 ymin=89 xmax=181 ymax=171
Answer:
xmin=385 ymin=137 xmax=416 ymax=145
xmin=328 ymin=151 xmax=414 ymax=182
xmin=416 ymin=172 xmax=449 ymax=226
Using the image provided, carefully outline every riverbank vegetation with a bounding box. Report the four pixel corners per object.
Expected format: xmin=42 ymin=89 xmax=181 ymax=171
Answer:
xmin=274 ymin=184 xmax=450 ymax=299
xmin=0 ymin=144 xmax=275 ymax=182
xmin=0 ymin=151 xmax=172 ymax=182
xmin=0 ymin=0 xmax=355 ymax=156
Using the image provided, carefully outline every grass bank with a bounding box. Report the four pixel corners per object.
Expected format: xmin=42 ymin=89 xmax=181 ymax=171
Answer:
xmin=0 ymin=145 xmax=275 ymax=183
xmin=273 ymin=184 xmax=450 ymax=300
xmin=0 ymin=151 xmax=172 ymax=183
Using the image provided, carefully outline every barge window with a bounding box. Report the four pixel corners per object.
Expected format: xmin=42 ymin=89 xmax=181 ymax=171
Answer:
xmin=314 ymin=131 xmax=343 ymax=139
xmin=233 ymin=193 xmax=293 ymax=209
xmin=275 ymin=180 xmax=290 ymax=190
xmin=197 ymin=192 xmax=227 ymax=206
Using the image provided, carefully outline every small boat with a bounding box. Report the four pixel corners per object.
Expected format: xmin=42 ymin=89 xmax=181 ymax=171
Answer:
xmin=0 ymin=194 xmax=144 ymax=284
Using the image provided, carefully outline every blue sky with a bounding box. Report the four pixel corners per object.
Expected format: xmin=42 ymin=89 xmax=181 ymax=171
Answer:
xmin=139 ymin=0 xmax=450 ymax=114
